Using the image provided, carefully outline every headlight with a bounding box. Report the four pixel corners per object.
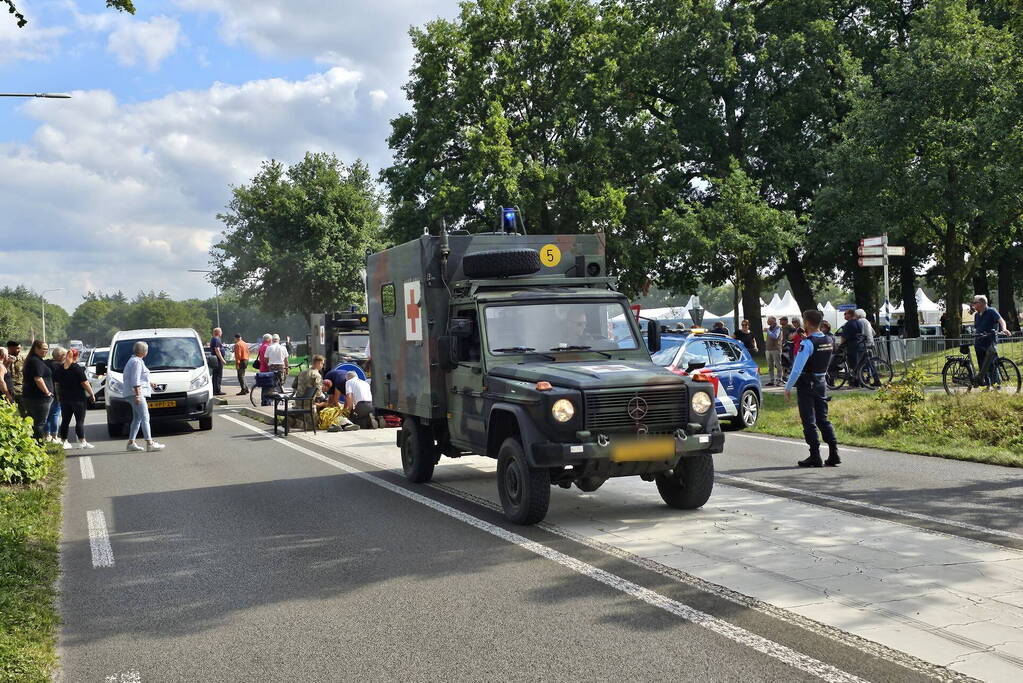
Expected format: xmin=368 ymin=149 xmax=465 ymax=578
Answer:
xmin=190 ymin=373 xmax=209 ymax=391
xmin=551 ymin=398 xmax=575 ymax=423
xmin=691 ymin=391 xmax=712 ymax=415
xmin=108 ymin=377 xmax=123 ymax=396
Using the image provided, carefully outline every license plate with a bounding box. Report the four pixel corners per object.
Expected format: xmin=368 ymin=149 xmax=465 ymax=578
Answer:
xmin=610 ymin=437 xmax=675 ymax=462
xmin=148 ymin=400 xmax=177 ymax=409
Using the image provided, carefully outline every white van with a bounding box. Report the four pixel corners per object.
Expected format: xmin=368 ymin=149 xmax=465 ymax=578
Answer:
xmin=99 ymin=328 xmax=214 ymax=437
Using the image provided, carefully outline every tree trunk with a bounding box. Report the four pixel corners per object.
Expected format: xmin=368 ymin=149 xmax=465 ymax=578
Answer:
xmin=973 ymin=268 xmax=990 ymax=302
xmin=943 ymin=241 xmax=969 ymax=339
xmin=782 ymin=247 xmax=816 ymax=312
xmin=740 ymin=268 xmax=764 ymax=358
xmin=998 ymin=255 xmax=1020 ymax=331
xmin=900 ymin=258 xmax=920 ymax=338
xmin=852 ymin=267 xmax=878 ymax=321
xmin=732 ymin=272 xmax=740 ymax=335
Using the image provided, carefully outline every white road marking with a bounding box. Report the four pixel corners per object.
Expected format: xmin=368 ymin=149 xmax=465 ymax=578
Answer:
xmin=718 ymin=474 xmax=1023 ymax=543
xmin=221 ymin=414 xmax=868 ymax=683
xmin=87 ymin=509 xmax=115 ymax=568
xmin=105 ymin=671 xmax=141 ymax=683
xmin=79 ymin=456 xmax=95 ymax=480
xmin=732 ymin=432 xmax=862 ymax=452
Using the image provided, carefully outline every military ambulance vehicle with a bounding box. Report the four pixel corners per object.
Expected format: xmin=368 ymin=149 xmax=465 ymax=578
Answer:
xmin=367 ymin=210 xmax=724 ymax=524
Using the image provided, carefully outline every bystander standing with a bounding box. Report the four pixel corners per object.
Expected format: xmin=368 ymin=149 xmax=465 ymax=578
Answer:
xmin=257 ymin=333 xmax=272 ymax=372
xmin=266 ymin=334 xmax=289 ymax=383
xmin=44 ymin=347 xmax=66 ymax=442
xmin=233 ymin=333 xmax=250 ymax=395
xmin=733 ymin=319 xmax=758 ymax=355
xmin=0 ymin=347 xmax=13 ymax=404
xmin=54 ymin=348 xmax=95 ymax=449
xmin=21 ymin=340 xmax=55 ymax=441
xmin=5 ymin=341 xmax=23 ymax=413
xmin=764 ymin=316 xmax=782 ymax=386
xmin=209 ymin=327 xmax=226 ymax=396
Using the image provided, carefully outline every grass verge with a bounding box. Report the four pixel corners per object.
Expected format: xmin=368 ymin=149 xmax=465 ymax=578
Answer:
xmin=752 ymin=391 xmax=1023 ymax=467
xmin=0 ymin=444 xmax=66 ymax=683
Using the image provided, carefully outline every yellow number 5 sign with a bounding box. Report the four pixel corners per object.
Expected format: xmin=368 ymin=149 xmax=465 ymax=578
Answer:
xmin=539 ymin=244 xmax=561 ymax=267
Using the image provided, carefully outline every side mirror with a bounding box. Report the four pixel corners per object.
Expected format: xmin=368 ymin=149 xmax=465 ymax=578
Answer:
xmin=686 ymin=361 xmax=706 ymax=373
xmin=647 ymin=319 xmax=661 ymax=352
xmin=437 ymin=336 xmax=458 ymax=371
xmin=448 ymin=317 xmax=474 ymax=338
xmin=95 ymin=362 xmax=107 ymax=376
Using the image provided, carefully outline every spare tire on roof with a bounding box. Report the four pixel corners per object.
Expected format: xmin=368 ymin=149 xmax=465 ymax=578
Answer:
xmin=462 ymin=248 xmax=542 ymax=278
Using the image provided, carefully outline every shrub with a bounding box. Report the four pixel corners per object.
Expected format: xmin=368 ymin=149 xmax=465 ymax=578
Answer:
xmin=875 ymin=367 xmax=927 ymax=428
xmin=0 ymin=402 xmax=50 ymax=484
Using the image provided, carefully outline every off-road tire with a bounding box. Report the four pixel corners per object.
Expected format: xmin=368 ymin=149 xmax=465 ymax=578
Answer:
xmin=656 ymin=453 xmax=714 ymax=510
xmin=401 ymin=420 xmax=435 ymax=483
xmin=497 ymin=437 xmax=550 ymax=524
xmin=199 ymin=414 xmax=213 ymax=431
xmin=462 ymin=249 xmax=541 ymax=279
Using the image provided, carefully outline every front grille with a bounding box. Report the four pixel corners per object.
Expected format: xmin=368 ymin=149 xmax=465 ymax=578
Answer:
xmin=584 ymin=386 xmax=688 ymax=433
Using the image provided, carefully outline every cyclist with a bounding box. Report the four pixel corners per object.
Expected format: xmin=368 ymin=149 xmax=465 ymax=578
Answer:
xmin=972 ymin=295 xmax=1008 ymax=386
xmin=836 ymin=309 xmax=862 ymax=387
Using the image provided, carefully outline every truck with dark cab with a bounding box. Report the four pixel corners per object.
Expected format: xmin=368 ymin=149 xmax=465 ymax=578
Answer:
xmin=366 ymin=214 xmax=724 ymax=524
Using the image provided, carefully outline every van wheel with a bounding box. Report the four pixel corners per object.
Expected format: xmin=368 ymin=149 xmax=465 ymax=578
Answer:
xmin=107 ymin=422 xmax=125 ymax=438
xmin=401 ymin=420 xmax=435 ymax=483
xmin=497 ymin=437 xmax=550 ymax=524
xmin=199 ymin=415 xmax=213 ymax=431
xmin=656 ymin=454 xmax=714 ymax=510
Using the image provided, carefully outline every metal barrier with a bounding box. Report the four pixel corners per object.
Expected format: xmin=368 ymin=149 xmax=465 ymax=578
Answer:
xmin=889 ymin=333 xmax=1023 ymax=377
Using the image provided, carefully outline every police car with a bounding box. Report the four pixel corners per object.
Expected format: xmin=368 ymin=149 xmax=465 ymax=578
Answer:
xmin=650 ymin=330 xmax=762 ymax=429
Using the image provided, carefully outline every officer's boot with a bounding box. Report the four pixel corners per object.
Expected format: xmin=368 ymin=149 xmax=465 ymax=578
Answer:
xmin=825 ymin=443 xmax=841 ymax=467
xmin=798 ymin=447 xmax=824 ymax=468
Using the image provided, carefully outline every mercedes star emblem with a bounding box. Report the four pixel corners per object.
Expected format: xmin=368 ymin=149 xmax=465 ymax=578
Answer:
xmin=627 ymin=395 xmax=648 ymax=421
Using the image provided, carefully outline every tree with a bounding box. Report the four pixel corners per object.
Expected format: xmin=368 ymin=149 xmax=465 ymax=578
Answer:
xmin=210 ymin=153 xmax=383 ymax=317
xmin=4 ymin=0 xmax=134 ymax=28
xmin=825 ymin=0 xmax=1023 ymax=337
xmin=125 ymin=297 xmax=210 ymax=332
xmin=68 ymin=300 xmax=116 ymax=347
xmin=660 ymin=162 xmax=798 ymax=349
xmin=0 ymin=298 xmax=18 ymax=342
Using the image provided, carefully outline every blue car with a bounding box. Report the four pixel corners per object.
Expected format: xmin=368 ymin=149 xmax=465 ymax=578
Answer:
xmin=650 ymin=332 xmax=762 ymax=429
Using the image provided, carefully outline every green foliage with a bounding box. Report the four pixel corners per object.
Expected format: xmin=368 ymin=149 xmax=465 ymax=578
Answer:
xmin=211 ymin=153 xmax=382 ymax=317
xmin=0 ymin=442 xmax=64 ymax=682
xmin=0 ymin=403 xmax=49 ymax=485
xmin=876 ymin=367 xmax=927 ymax=428
xmin=0 ymin=299 xmax=18 ymax=342
xmin=0 ymin=288 xmax=69 ymax=345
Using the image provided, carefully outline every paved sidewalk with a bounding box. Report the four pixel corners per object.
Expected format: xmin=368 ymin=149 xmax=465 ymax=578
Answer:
xmin=256 ymin=424 xmax=1023 ymax=682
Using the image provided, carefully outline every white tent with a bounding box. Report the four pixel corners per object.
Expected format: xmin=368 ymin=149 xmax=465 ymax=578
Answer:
xmin=821 ymin=301 xmax=839 ymax=328
xmin=771 ymin=291 xmax=802 ymax=318
xmin=764 ymin=293 xmax=783 ymax=316
xmin=915 ymin=288 xmax=941 ymax=325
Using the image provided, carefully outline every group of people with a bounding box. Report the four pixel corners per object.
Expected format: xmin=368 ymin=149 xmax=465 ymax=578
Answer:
xmin=205 ymin=328 xmax=292 ymax=396
xmin=2 ymin=339 xmax=97 ymax=449
xmin=292 ymin=354 xmax=378 ymax=431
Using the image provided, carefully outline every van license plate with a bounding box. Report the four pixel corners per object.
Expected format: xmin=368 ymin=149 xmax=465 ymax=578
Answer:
xmin=610 ymin=437 xmax=675 ymax=462
xmin=149 ymin=400 xmax=177 ymax=409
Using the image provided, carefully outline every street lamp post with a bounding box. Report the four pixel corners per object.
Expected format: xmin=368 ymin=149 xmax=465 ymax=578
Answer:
xmin=40 ymin=288 xmax=63 ymax=343
xmin=188 ymin=270 xmax=220 ymax=328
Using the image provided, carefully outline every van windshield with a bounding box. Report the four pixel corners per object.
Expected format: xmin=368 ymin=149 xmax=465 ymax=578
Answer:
xmin=485 ymin=301 xmax=640 ymax=354
xmin=111 ymin=337 xmax=204 ymax=372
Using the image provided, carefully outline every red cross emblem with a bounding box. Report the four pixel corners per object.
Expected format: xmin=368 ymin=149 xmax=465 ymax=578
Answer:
xmin=406 ymin=289 xmax=420 ymax=335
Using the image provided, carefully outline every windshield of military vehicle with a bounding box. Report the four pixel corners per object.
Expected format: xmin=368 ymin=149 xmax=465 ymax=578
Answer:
xmin=485 ymin=302 xmax=640 ymax=354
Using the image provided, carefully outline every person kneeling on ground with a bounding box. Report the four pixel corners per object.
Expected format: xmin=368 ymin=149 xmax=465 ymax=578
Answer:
xmin=315 ymin=378 xmax=360 ymax=432
xmin=344 ymin=371 xmax=377 ymax=429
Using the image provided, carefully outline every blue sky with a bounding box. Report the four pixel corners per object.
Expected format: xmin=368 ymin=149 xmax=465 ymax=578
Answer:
xmin=0 ymin=0 xmax=462 ymax=312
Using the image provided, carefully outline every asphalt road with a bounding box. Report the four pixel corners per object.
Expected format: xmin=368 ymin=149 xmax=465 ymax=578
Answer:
xmin=56 ymin=406 xmax=949 ymax=683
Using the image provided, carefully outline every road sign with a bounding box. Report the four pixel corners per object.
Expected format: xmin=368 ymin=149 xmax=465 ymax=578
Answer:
xmin=858 ymin=257 xmax=884 ymax=267
xmin=886 ymin=245 xmax=906 ymax=256
xmin=858 ymin=246 xmax=884 ymax=256
xmin=860 ymin=236 xmax=886 ymax=247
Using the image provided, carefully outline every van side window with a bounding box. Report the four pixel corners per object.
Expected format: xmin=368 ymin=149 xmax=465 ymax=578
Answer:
xmin=381 ymin=283 xmax=396 ymax=317
xmin=456 ymin=309 xmax=481 ymax=363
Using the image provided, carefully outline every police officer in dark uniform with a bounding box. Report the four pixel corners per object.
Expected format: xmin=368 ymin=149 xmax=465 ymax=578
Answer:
xmin=784 ymin=309 xmax=840 ymax=467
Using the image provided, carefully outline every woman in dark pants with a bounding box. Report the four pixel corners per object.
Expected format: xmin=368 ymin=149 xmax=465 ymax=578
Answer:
xmin=21 ymin=340 xmax=55 ymax=440
xmin=53 ymin=348 xmax=96 ymax=449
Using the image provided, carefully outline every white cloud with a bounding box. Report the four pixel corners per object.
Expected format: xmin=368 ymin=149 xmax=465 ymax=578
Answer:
xmin=0 ymin=68 xmax=391 ymax=311
xmin=106 ymin=15 xmax=181 ymax=70
xmin=176 ymin=0 xmax=461 ymax=95
xmin=0 ymin=8 xmax=67 ymax=63
xmin=368 ymin=89 xmax=388 ymax=112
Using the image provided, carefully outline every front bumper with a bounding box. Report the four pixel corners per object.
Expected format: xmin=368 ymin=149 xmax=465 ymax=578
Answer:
xmin=107 ymin=391 xmax=212 ymax=424
xmin=531 ymin=428 xmax=724 ymax=469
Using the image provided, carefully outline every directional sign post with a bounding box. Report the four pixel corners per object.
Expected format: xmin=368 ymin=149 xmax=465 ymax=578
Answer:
xmin=858 ymin=234 xmax=905 ymax=356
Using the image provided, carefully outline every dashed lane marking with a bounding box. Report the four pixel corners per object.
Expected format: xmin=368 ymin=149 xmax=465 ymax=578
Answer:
xmin=79 ymin=456 xmax=95 ymax=480
xmin=87 ymin=509 xmax=114 ymax=568
xmin=221 ymin=414 xmax=869 ymax=683
xmin=105 ymin=671 xmax=141 ymax=683
xmin=718 ymin=474 xmax=1023 ymax=544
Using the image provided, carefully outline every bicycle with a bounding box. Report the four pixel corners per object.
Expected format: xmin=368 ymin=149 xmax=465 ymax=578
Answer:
xmin=249 ymin=365 xmax=293 ymax=407
xmin=942 ymin=332 xmax=1021 ymax=395
xmin=855 ymin=344 xmax=893 ymax=390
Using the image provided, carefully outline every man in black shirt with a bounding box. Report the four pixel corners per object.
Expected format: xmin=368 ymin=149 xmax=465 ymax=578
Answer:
xmin=837 ymin=309 xmax=862 ymax=387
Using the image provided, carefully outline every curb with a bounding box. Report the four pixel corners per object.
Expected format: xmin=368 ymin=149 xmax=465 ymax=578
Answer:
xmin=238 ymin=406 xmax=274 ymax=425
